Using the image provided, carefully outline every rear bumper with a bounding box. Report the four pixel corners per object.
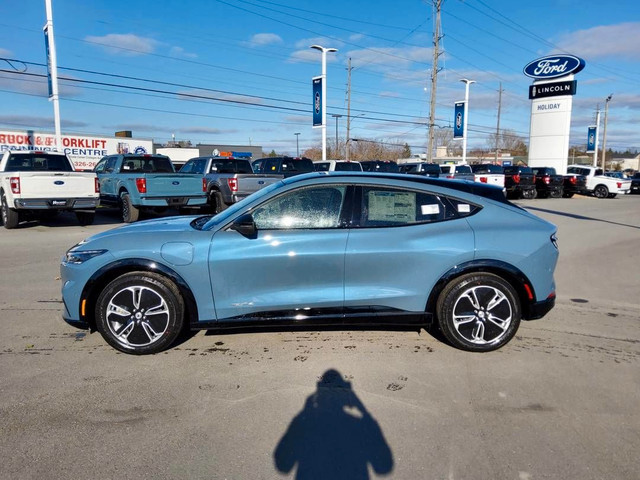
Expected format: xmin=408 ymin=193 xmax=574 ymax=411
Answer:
xmin=13 ymin=198 xmax=98 ymax=210
xmin=137 ymin=196 xmax=208 ymax=207
xmin=523 ymin=295 xmax=555 ymax=320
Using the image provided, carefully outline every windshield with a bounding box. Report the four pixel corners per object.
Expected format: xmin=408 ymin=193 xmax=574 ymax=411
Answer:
xmin=200 ymin=180 xmax=285 ymax=230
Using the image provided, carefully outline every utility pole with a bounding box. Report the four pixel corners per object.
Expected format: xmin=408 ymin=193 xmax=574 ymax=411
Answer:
xmin=427 ymin=0 xmax=443 ymax=162
xmin=346 ymin=57 xmax=352 ymax=161
xmin=601 ymin=94 xmax=612 ymax=171
xmin=44 ymin=0 xmax=62 ymax=152
xmin=494 ymin=83 xmax=503 ymax=163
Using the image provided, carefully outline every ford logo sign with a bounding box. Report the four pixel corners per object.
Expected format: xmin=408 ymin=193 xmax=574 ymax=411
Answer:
xmin=172 ymin=181 xmax=180 ymax=185
xmin=523 ymin=54 xmax=585 ymax=79
xmin=54 ymin=180 xmax=65 ymax=185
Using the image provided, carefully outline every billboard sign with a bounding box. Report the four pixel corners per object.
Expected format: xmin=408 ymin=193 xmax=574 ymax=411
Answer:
xmin=524 ymin=54 xmax=585 ymax=79
xmin=453 ymin=102 xmax=465 ymax=139
xmin=529 ymin=80 xmax=577 ymax=100
xmin=312 ymin=76 xmax=323 ymax=127
xmin=0 ymin=130 xmax=153 ymax=170
xmin=586 ymin=126 xmax=597 ymax=153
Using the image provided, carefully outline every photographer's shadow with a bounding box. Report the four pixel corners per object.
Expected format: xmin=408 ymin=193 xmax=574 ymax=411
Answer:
xmin=274 ymin=369 xmax=394 ymax=479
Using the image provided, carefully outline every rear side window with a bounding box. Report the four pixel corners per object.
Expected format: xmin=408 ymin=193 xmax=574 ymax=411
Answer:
xmin=6 ymin=153 xmax=73 ymax=172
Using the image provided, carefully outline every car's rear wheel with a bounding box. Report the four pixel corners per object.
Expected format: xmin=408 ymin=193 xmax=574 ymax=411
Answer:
xmin=593 ymin=185 xmax=609 ymax=199
xmin=1 ymin=192 xmax=20 ymax=229
xmin=209 ymin=190 xmax=226 ymax=214
xmin=436 ymin=273 xmax=521 ymax=352
xmin=550 ymin=189 xmax=563 ymax=198
xmin=95 ymin=272 xmax=185 ymax=355
xmin=121 ymin=193 xmax=140 ymax=223
xmin=522 ymin=189 xmax=536 ymax=200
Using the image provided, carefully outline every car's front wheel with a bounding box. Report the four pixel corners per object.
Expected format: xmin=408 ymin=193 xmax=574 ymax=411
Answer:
xmin=95 ymin=272 xmax=185 ymax=354
xmin=436 ymin=273 xmax=521 ymax=352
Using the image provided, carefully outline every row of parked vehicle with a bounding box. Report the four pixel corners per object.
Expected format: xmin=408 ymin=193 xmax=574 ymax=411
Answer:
xmin=1 ymin=149 xmax=635 ymax=230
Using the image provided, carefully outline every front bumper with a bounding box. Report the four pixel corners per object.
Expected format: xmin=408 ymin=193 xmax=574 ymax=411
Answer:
xmin=523 ymin=295 xmax=556 ymax=320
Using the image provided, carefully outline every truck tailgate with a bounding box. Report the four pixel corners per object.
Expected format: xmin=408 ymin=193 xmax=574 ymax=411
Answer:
xmin=237 ymin=174 xmax=281 ymax=195
xmin=13 ymin=172 xmax=97 ymax=198
xmin=145 ymin=174 xmax=204 ymax=196
xmin=474 ymin=174 xmax=505 ymax=187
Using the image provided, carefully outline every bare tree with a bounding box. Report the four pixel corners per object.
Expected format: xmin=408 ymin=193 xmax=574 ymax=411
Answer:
xmin=486 ymin=128 xmax=528 ymax=156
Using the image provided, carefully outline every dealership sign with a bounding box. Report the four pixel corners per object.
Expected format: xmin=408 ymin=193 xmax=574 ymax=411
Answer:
xmin=312 ymin=76 xmax=323 ymax=127
xmin=523 ymin=55 xmax=585 ymax=79
xmin=529 ymin=80 xmax=577 ymax=99
xmin=453 ymin=102 xmax=465 ymax=139
xmin=586 ymin=126 xmax=597 ymax=153
xmin=0 ymin=130 xmax=152 ymax=170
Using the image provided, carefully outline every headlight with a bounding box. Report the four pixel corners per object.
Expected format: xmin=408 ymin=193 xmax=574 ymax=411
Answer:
xmin=64 ymin=249 xmax=108 ymax=265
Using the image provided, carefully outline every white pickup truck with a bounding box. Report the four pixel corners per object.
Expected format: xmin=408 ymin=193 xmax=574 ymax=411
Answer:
xmin=0 ymin=151 xmax=99 ymax=229
xmin=566 ymin=165 xmax=631 ymax=198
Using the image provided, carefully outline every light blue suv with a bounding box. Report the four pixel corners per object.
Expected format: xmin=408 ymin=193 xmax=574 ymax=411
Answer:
xmin=61 ymin=172 xmax=558 ymax=354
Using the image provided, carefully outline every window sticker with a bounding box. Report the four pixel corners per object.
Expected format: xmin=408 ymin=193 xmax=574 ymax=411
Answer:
xmin=420 ymin=204 xmax=440 ymax=215
xmin=457 ymin=203 xmax=471 ymax=213
xmin=368 ymin=191 xmax=415 ymax=222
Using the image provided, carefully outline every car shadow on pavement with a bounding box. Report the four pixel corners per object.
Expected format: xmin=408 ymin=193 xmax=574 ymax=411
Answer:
xmin=525 ymin=206 xmax=640 ymax=230
xmin=273 ymin=368 xmax=394 ymax=480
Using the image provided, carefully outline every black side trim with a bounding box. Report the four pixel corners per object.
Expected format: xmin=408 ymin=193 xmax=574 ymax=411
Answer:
xmin=190 ymin=307 xmax=430 ymax=331
xmin=523 ymin=295 xmax=555 ymax=320
xmin=80 ymin=259 xmax=199 ymax=328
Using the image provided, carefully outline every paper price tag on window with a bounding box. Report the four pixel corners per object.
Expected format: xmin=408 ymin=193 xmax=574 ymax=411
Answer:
xmin=421 ymin=204 xmax=440 ymax=215
xmin=458 ymin=204 xmax=471 ymax=213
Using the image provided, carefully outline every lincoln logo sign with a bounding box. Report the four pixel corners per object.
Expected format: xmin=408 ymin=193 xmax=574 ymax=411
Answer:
xmin=523 ymin=54 xmax=585 ymax=79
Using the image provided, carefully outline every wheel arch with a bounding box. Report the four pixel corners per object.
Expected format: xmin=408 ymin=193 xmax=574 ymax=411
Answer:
xmin=79 ymin=259 xmax=199 ymax=330
xmin=426 ymin=260 xmax=536 ymax=319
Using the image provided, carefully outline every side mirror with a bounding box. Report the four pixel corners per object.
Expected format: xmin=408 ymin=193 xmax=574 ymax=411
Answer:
xmin=229 ymin=213 xmax=257 ymax=238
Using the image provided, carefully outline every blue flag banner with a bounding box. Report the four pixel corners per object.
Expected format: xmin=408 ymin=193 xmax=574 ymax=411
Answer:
xmin=586 ymin=126 xmax=597 ymax=153
xmin=312 ymin=76 xmax=323 ymax=127
xmin=453 ymin=102 xmax=465 ymax=139
xmin=44 ymin=26 xmax=53 ymax=99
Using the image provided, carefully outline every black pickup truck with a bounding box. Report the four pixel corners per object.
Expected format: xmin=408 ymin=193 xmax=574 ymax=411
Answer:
xmin=531 ymin=167 xmax=564 ymax=198
xmin=562 ymin=173 xmax=588 ymax=198
xmin=630 ymin=173 xmax=640 ymax=194
xmin=503 ymin=165 xmax=536 ymax=199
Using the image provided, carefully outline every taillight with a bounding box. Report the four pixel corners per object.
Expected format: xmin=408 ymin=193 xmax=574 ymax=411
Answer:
xmin=479 ymin=177 xmax=488 ymax=183
xmin=202 ymin=178 xmax=207 ymax=192
xmin=135 ymin=178 xmax=147 ymax=193
xmin=94 ymin=177 xmax=100 ymax=193
xmin=447 ymin=174 xmax=454 ymax=179
xmin=544 ymin=176 xmax=550 ymax=184
xmin=227 ymin=178 xmax=238 ymax=192
xmin=569 ymin=176 xmax=577 ymax=185
xmin=10 ymin=177 xmax=20 ymax=194
xmin=617 ymin=182 xmax=622 ymax=188
xmin=513 ymin=174 xmax=520 ymax=183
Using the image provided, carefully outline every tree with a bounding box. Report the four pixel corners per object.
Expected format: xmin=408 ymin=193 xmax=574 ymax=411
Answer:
xmin=401 ymin=143 xmax=412 ymax=158
xmin=487 ymin=128 xmax=528 ymax=156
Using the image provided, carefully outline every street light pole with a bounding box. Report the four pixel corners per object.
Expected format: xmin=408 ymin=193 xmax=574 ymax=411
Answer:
xmin=460 ymin=78 xmax=475 ymax=164
xmin=601 ymin=94 xmax=612 ymax=171
xmin=294 ymin=132 xmax=300 ymax=157
xmin=310 ymin=45 xmax=337 ymax=161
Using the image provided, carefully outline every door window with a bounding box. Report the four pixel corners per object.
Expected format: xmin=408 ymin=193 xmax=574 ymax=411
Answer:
xmin=252 ymin=185 xmax=347 ymax=230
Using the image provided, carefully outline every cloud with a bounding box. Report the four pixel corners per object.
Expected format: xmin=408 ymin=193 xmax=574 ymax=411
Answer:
xmin=247 ymin=33 xmax=283 ymax=47
xmin=85 ymin=34 xmax=159 ymax=56
xmin=555 ymin=22 xmax=640 ymax=60
xmin=0 ymin=47 xmax=12 ymax=56
xmin=0 ymin=115 xmax=87 ymax=129
xmin=169 ymin=46 xmax=197 ymax=59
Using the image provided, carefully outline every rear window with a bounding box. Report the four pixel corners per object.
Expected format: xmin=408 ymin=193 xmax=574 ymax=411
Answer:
xmin=361 ymin=161 xmax=399 ymax=173
xmin=455 ymin=165 xmax=473 ymax=174
xmin=5 ymin=153 xmax=73 ymax=172
xmin=335 ymin=162 xmax=362 ymax=172
xmin=121 ymin=156 xmax=175 ymax=173
xmin=281 ymin=158 xmax=314 ymax=173
xmin=210 ymin=159 xmax=252 ymax=174
xmin=504 ymin=166 xmax=532 ymax=174
xmin=471 ymin=164 xmax=503 ymax=174
xmin=314 ymin=162 xmax=330 ymax=172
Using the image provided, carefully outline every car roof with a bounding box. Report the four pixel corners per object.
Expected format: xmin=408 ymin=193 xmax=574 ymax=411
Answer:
xmin=281 ymin=171 xmax=510 ymax=204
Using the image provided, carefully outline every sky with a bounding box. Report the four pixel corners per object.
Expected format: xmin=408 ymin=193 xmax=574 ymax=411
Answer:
xmin=1 ymin=0 xmax=639 ymax=157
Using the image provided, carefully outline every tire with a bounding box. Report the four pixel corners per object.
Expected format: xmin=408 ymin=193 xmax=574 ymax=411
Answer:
xmin=95 ymin=272 xmax=185 ymax=355
xmin=121 ymin=193 xmax=140 ymax=223
xmin=209 ymin=190 xmax=226 ymax=214
xmin=562 ymin=192 xmax=574 ymax=198
xmin=550 ymin=189 xmax=563 ymax=199
xmin=76 ymin=211 xmax=95 ymax=225
xmin=1 ymin=192 xmax=20 ymax=229
xmin=522 ymin=189 xmax=536 ymax=200
xmin=593 ymin=185 xmax=609 ymax=199
xmin=436 ymin=273 xmax=521 ymax=352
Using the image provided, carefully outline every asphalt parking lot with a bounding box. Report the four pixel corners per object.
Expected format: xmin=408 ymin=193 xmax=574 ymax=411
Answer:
xmin=0 ymin=195 xmax=638 ymax=480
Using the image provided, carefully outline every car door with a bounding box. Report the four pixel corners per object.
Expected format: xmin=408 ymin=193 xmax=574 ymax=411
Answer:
xmin=209 ymin=184 xmax=350 ymax=320
xmin=344 ymin=185 xmax=475 ymax=313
